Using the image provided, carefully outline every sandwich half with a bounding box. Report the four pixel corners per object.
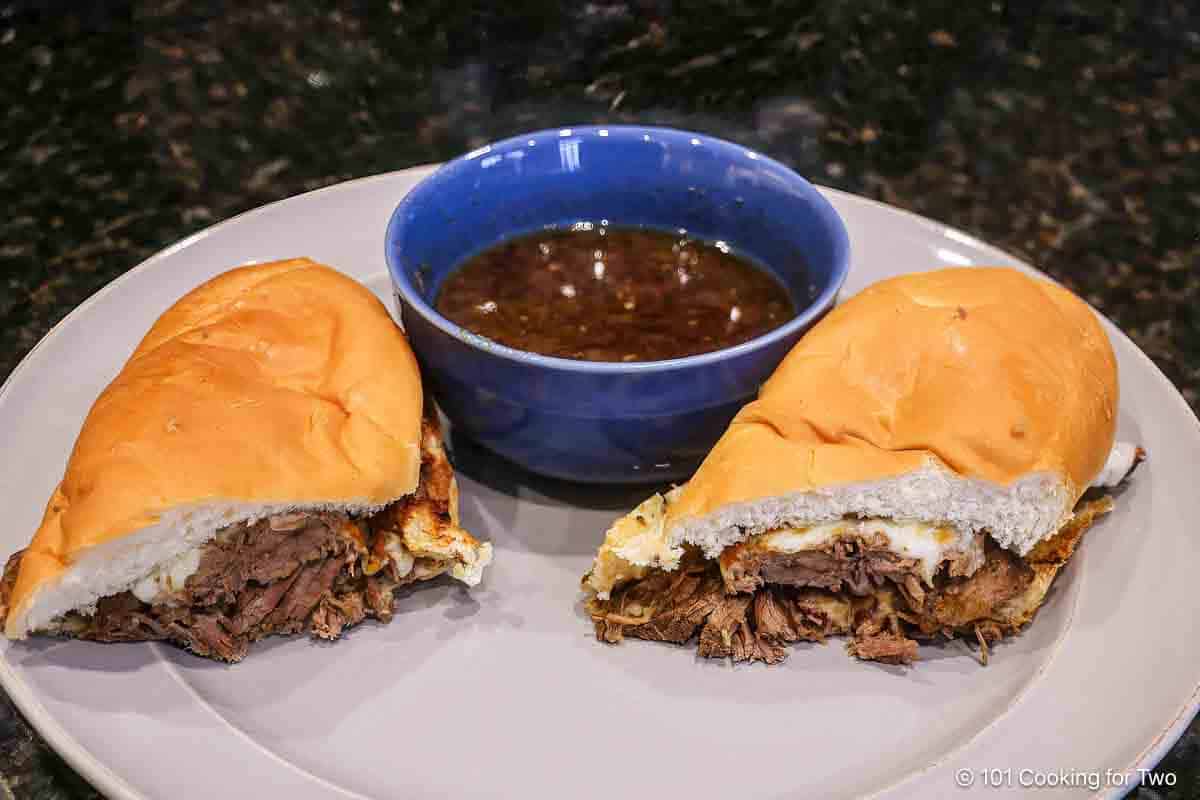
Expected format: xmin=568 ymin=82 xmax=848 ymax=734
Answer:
xmin=583 ymin=267 xmax=1141 ymax=665
xmin=0 ymin=258 xmax=492 ymax=661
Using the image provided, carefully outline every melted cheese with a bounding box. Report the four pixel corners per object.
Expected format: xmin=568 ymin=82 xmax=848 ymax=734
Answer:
xmin=130 ymin=547 xmax=202 ymax=604
xmin=384 ymin=535 xmax=416 ymax=579
xmin=759 ymin=519 xmax=983 ymax=583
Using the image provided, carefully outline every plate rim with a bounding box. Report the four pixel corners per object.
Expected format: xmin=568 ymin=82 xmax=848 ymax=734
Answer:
xmin=1 ymin=169 xmax=1196 ymax=800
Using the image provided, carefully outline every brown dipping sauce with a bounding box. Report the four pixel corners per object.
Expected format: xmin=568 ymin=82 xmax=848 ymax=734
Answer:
xmin=434 ymin=227 xmax=797 ymax=362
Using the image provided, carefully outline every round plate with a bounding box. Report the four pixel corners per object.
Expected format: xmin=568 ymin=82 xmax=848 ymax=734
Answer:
xmin=0 ymin=168 xmax=1195 ymax=800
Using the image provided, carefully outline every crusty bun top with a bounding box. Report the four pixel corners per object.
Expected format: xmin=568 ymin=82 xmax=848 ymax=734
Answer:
xmin=10 ymin=258 xmax=423 ymax=619
xmin=666 ymin=267 xmax=1118 ymax=529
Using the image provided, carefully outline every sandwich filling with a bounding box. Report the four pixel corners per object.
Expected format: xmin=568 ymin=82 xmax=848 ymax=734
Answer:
xmin=585 ymin=493 xmax=1114 ymax=665
xmin=720 ymin=520 xmax=986 ymax=592
xmin=0 ymin=417 xmax=491 ymax=662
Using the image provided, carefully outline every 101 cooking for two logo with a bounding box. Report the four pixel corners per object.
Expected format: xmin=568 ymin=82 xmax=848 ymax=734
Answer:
xmin=954 ymin=767 xmax=1176 ymax=791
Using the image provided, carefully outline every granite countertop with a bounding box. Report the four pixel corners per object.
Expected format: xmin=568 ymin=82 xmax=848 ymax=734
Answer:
xmin=1 ymin=1 xmax=1197 ymax=797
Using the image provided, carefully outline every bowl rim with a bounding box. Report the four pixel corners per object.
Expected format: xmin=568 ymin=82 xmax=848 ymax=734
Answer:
xmin=384 ymin=124 xmax=851 ymax=375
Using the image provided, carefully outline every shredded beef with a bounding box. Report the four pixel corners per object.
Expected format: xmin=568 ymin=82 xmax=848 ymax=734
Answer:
xmin=589 ymin=498 xmax=1114 ymax=666
xmin=590 ymin=554 xmax=850 ymax=666
xmin=365 ymin=574 xmax=402 ymax=623
xmin=311 ymin=591 xmax=368 ymax=640
xmin=848 ymin=630 xmax=920 ymax=664
xmin=752 ymin=590 xmax=797 ymax=643
xmin=919 ymin=540 xmax=1033 ymax=631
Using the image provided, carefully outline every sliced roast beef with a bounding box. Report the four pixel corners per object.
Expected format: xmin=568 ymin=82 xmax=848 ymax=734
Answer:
xmin=229 ymin=573 xmax=299 ymax=635
xmin=721 ymin=533 xmax=932 ymax=596
xmin=186 ymin=615 xmax=245 ymax=662
xmin=184 ymin=516 xmax=346 ymax=607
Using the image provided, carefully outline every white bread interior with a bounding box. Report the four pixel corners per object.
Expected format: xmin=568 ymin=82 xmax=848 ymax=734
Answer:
xmin=586 ymin=268 xmax=1119 ymax=598
xmin=4 ymin=258 xmax=491 ymax=639
xmin=672 ymin=461 xmax=1070 ymax=559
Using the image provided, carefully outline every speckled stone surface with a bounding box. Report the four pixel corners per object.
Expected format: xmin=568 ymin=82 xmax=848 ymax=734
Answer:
xmin=0 ymin=1 xmax=1197 ymax=797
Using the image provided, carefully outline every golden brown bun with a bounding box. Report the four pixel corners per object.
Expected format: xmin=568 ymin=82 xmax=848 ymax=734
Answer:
xmin=667 ymin=268 xmax=1118 ymax=529
xmin=8 ymin=259 xmax=423 ymax=630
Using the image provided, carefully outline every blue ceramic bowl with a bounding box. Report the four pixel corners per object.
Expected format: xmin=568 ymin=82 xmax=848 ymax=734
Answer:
xmin=385 ymin=125 xmax=850 ymax=483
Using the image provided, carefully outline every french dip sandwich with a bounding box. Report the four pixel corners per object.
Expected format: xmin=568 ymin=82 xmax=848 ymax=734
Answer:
xmin=0 ymin=259 xmax=492 ymax=661
xmin=584 ymin=268 xmax=1141 ymax=665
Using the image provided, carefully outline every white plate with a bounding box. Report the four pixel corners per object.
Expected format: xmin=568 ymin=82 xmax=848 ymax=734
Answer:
xmin=1 ymin=167 xmax=1196 ymax=800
